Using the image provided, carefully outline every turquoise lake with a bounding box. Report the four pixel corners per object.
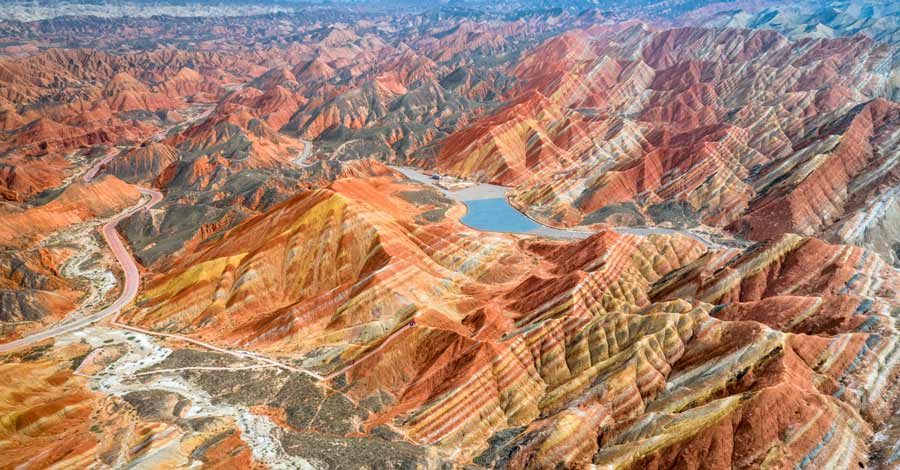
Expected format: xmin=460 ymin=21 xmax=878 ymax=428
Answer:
xmin=460 ymin=198 xmax=542 ymax=233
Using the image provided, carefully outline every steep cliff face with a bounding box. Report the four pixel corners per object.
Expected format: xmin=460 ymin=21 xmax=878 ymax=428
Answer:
xmin=156 ymin=66 xmax=223 ymax=101
xmin=291 ymin=77 xmax=409 ymax=140
xmin=434 ymin=90 xmax=584 ymax=185
xmin=101 ymin=72 xmax=184 ymax=113
xmin=639 ymin=234 xmax=900 ymax=470
xmin=168 ymin=103 xmax=301 ymax=170
xmin=827 ymin=186 xmax=900 ymax=267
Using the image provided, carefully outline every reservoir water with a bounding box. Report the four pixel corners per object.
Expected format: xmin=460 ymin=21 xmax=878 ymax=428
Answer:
xmin=391 ymin=165 xmax=733 ymax=245
xmin=460 ymin=198 xmax=543 ymax=233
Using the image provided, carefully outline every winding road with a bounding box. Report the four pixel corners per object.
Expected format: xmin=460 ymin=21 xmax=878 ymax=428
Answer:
xmin=0 ymin=187 xmax=162 ymax=353
xmin=3 ymin=154 xmax=330 ymax=384
xmin=0 ymin=181 xmax=326 ymax=380
xmin=82 ymin=147 xmax=120 ymax=183
xmin=293 ymin=139 xmax=314 ymax=167
xmin=80 ymin=106 xmax=215 ymax=184
xmin=1 ymin=157 xmax=726 ymax=360
xmin=0 ymin=105 xmax=232 ymax=352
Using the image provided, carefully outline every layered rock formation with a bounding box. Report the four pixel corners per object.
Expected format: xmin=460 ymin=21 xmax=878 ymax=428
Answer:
xmin=0 ymin=249 xmax=79 ymax=336
xmin=0 ymin=340 xmax=265 ymax=469
xmin=419 ymin=23 xmax=900 ymax=263
xmin=105 ymin=142 xmax=181 ymax=183
xmin=0 ymin=175 xmax=140 ymax=248
xmin=0 ymin=152 xmax=70 ymax=201
xmin=126 ymin=168 xmax=900 ymax=468
xmin=2 ymin=2 xmax=900 ymax=469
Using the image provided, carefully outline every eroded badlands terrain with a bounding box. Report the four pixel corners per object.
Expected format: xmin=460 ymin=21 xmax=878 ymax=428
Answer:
xmin=1 ymin=0 xmax=900 ymax=469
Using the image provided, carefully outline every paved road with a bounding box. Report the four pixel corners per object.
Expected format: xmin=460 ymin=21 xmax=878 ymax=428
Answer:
xmin=149 ymin=106 xmax=214 ymax=143
xmin=0 ymin=179 xmax=324 ymax=377
xmin=0 ymin=188 xmax=162 ymax=353
xmin=293 ymin=139 xmax=314 ymax=167
xmin=391 ymin=165 xmax=732 ymax=247
xmin=82 ymin=147 xmax=119 ymax=183
xmin=81 ymin=106 xmax=215 ymax=183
